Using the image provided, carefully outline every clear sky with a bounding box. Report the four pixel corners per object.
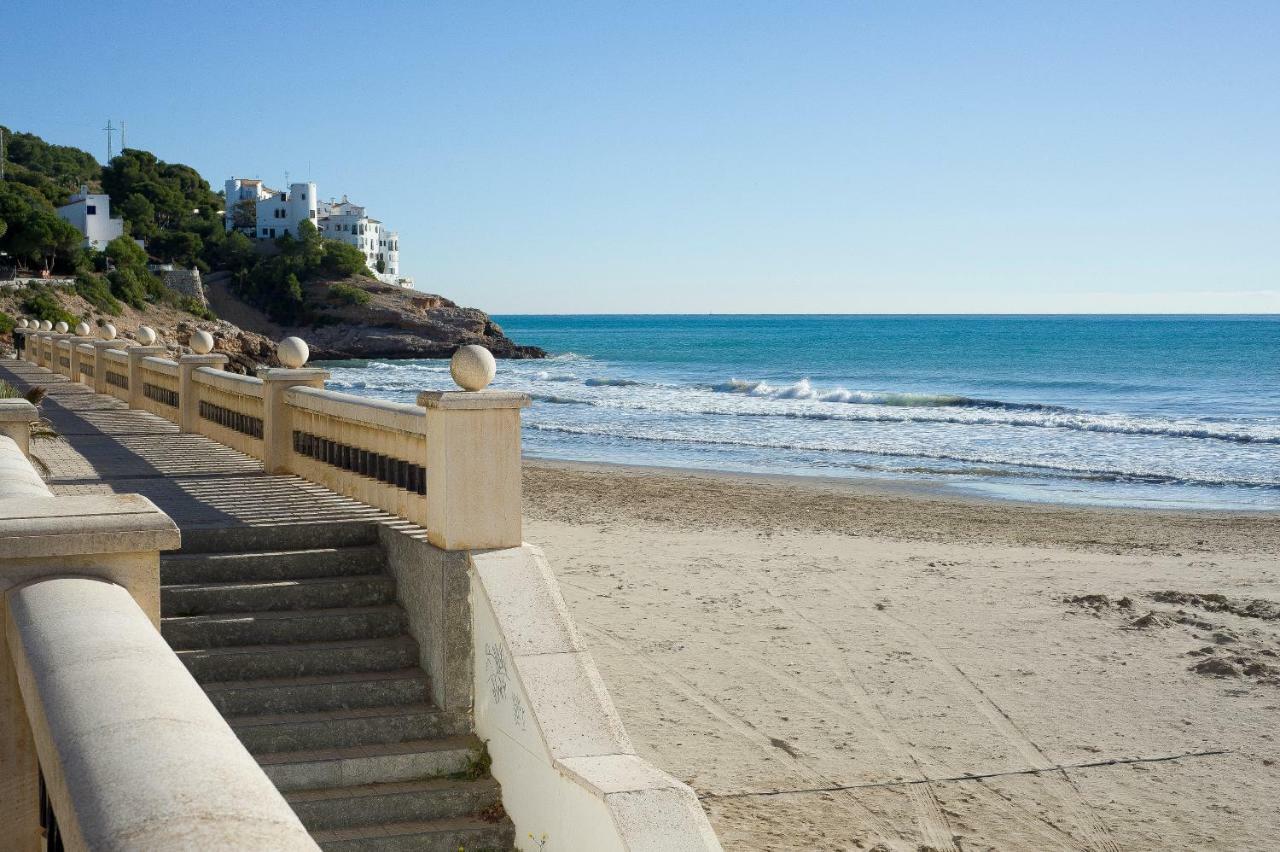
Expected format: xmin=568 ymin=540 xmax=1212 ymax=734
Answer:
xmin=3 ymin=1 xmax=1277 ymax=313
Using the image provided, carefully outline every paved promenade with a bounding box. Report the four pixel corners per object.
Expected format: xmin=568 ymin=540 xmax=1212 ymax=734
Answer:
xmin=1 ymin=358 xmax=386 ymax=537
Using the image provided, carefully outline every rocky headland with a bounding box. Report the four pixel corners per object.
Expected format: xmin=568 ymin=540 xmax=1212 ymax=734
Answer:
xmin=3 ymin=275 xmax=543 ymax=374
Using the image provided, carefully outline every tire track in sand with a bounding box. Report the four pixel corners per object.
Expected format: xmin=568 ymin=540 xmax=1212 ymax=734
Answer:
xmin=580 ymin=623 xmax=910 ymax=846
xmin=747 ymin=581 xmax=963 ymax=852
xmin=742 ymin=657 xmax=1088 ymax=851
xmin=824 ymin=573 xmax=1122 ymax=852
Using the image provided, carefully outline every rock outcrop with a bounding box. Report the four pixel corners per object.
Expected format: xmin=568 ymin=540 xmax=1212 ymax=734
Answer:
xmin=203 ymin=273 xmax=544 ymax=361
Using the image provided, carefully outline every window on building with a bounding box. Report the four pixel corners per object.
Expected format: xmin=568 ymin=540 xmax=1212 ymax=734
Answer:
xmin=86 ymin=205 xmax=97 ymax=215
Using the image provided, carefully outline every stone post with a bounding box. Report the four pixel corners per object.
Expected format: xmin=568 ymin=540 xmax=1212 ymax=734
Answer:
xmin=0 ymin=400 xmax=38 ymax=459
xmin=13 ymin=329 xmax=30 ymax=360
xmin=91 ymin=341 xmax=128 ymax=395
xmin=177 ymin=354 xmax=228 ymax=434
xmin=417 ymin=390 xmax=530 ymax=550
xmin=29 ymin=332 xmax=46 ymax=368
xmin=126 ymin=346 xmax=169 ymax=409
xmin=257 ymin=367 xmax=329 ymax=474
xmin=67 ymin=337 xmax=95 ymax=384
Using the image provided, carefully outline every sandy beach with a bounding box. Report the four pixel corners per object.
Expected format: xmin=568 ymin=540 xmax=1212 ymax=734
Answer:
xmin=523 ymin=460 xmax=1280 ymax=851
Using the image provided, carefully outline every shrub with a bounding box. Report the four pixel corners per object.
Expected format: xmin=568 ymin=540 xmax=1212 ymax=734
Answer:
xmin=74 ymin=272 xmax=123 ymax=315
xmin=0 ymin=311 xmax=14 ymax=335
xmin=20 ymin=287 xmax=79 ymax=328
xmin=329 ymin=282 xmax=371 ymax=306
xmin=179 ymin=296 xmax=217 ymax=321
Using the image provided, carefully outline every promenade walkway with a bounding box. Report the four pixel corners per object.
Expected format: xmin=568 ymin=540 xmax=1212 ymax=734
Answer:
xmin=0 ymin=358 xmax=387 ymax=538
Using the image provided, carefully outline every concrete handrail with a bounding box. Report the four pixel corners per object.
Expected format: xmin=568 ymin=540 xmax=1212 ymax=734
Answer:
xmin=280 ymin=384 xmax=428 ymax=524
xmin=193 ymin=366 xmax=265 ymax=398
xmin=286 ymin=385 xmax=425 ymax=432
xmin=102 ymin=348 xmax=128 ymax=364
xmin=140 ymin=356 xmax=179 ymax=377
xmin=6 ymin=577 xmax=319 ymax=850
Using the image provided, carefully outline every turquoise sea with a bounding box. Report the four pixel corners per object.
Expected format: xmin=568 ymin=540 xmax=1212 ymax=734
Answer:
xmin=320 ymin=315 xmax=1280 ymax=510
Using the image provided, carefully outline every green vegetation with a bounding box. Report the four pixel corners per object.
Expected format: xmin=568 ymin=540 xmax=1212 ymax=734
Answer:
xmin=20 ymin=286 xmax=78 ymax=328
xmin=2 ymin=127 xmax=377 ymax=327
xmin=73 ymin=271 xmax=123 ymax=315
xmin=0 ymin=379 xmax=46 ymax=406
xmin=329 ymin=281 xmax=372 ymax=306
xmin=225 ymin=221 xmax=374 ymax=324
xmin=0 ymin=310 xmax=14 ymax=335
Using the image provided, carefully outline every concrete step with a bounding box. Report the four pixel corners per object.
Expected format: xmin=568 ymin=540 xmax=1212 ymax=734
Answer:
xmin=229 ymin=704 xmax=470 ymax=754
xmin=258 ymin=735 xmax=482 ymax=792
xmin=163 ymin=605 xmax=406 ymax=649
xmin=178 ymin=521 xmax=379 ymax=555
xmin=163 ymin=574 xmax=397 ymax=616
xmin=286 ymin=778 xmax=502 ymax=832
xmin=309 ymin=816 xmax=515 ymax=851
xmin=162 ymin=546 xmax=387 ymax=584
xmin=204 ymin=669 xmax=430 ymax=716
xmin=178 ymin=636 xmax=420 ymax=682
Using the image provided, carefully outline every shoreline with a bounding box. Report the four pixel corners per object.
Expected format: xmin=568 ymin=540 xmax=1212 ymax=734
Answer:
xmin=523 ymin=456 xmax=1280 ymax=558
xmin=526 ymin=454 xmax=1278 ymax=515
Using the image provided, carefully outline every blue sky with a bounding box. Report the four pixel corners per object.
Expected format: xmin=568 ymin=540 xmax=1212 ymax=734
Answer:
xmin=3 ymin=1 xmax=1277 ymax=313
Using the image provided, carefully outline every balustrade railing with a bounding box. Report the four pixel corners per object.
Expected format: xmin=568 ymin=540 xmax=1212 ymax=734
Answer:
xmin=101 ymin=348 xmax=130 ymax=400
xmin=139 ymin=356 xmax=181 ymax=423
xmin=14 ymin=329 xmax=529 ymax=550
xmin=285 ymin=386 xmax=429 ymax=524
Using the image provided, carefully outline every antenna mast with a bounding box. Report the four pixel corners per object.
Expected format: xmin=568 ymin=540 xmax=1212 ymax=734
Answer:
xmin=120 ymin=120 xmax=126 ymax=152
xmin=103 ymin=119 xmax=115 ymax=162
xmin=1 ymin=127 xmax=5 ymax=181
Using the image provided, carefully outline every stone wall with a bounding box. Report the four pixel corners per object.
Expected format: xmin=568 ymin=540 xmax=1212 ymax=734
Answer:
xmin=162 ymin=268 xmax=207 ymax=306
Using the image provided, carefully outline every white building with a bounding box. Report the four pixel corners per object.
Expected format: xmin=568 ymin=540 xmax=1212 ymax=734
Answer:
xmin=224 ymin=178 xmax=412 ymax=288
xmin=56 ymin=186 xmax=125 ymax=250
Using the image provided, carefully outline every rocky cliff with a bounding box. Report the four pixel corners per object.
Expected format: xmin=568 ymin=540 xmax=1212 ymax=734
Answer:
xmin=203 ymin=273 xmax=544 ymax=362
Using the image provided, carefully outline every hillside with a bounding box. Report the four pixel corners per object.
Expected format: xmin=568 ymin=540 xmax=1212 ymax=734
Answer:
xmin=0 ymin=126 xmax=543 ymax=362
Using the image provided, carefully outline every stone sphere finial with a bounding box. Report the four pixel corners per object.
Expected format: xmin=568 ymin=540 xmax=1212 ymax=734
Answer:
xmin=277 ymin=336 xmax=310 ymax=369
xmin=100 ymin=323 xmax=117 ymax=340
xmin=450 ymin=345 xmax=496 ymax=392
xmin=40 ymin=320 xmax=53 ymax=331
xmin=17 ymin=318 xmax=28 ymax=329
xmin=136 ymin=326 xmax=157 ymax=346
xmin=75 ymin=321 xmax=91 ymax=336
xmin=190 ymin=329 xmax=214 ymax=355
xmin=54 ymin=321 xmax=69 ymax=333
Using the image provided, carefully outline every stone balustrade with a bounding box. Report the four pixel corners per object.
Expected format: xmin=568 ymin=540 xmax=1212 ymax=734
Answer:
xmin=191 ymin=365 xmax=266 ymax=455
xmin=138 ymin=356 xmax=181 ymax=423
xmin=0 ymin=398 xmax=317 ymax=851
xmin=17 ymin=330 xmax=531 ymax=550
xmin=100 ymin=347 xmax=131 ymax=401
xmin=284 ymin=385 xmax=430 ymax=525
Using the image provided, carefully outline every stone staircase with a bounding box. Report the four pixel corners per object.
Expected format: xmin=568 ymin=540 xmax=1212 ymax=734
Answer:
xmin=160 ymin=523 xmax=514 ymax=851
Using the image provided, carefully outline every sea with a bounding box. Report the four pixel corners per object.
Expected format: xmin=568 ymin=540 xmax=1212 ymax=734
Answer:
xmin=318 ymin=315 xmax=1280 ymax=511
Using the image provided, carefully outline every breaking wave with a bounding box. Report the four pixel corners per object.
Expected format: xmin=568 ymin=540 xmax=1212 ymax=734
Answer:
xmin=709 ymin=378 xmax=1068 ymax=411
xmin=524 ymin=423 xmax=1280 ymax=489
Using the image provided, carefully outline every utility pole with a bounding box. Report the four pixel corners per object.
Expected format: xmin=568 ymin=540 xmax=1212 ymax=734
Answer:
xmin=1 ymin=127 xmax=6 ymax=181
xmin=120 ymin=120 xmax=126 ymax=152
xmin=103 ymin=119 xmax=115 ymax=162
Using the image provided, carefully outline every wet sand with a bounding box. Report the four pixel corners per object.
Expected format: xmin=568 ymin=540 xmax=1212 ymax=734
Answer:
xmin=523 ymin=460 xmax=1280 ymax=851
